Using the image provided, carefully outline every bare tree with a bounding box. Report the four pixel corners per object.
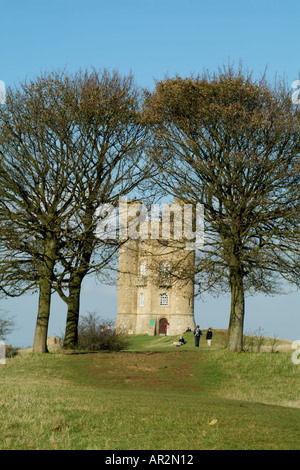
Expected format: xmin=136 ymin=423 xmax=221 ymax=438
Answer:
xmin=0 ymin=69 xmax=150 ymax=352
xmin=0 ymin=72 xmax=85 ymax=352
xmin=144 ymin=66 xmax=300 ymax=351
xmin=0 ymin=309 xmax=15 ymax=341
xmin=54 ymin=70 xmax=149 ymax=348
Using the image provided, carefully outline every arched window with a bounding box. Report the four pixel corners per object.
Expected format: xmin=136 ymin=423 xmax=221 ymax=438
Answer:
xmin=160 ymin=293 xmax=169 ymax=306
xmin=140 ymin=261 xmax=147 ymax=277
xmin=160 ymin=262 xmax=170 ymax=274
xmin=159 ymin=262 xmax=171 ymax=286
xmin=139 ymin=293 xmax=144 ymax=307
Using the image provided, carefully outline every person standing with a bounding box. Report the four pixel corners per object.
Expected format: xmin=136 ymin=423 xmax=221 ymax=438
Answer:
xmin=206 ymin=328 xmax=213 ymax=346
xmin=194 ymin=325 xmax=202 ymax=347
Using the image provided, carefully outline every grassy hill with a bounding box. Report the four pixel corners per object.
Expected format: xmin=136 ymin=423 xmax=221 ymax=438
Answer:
xmin=0 ymin=332 xmax=299 ymax=450
xmin=125 ymin=329 xmax=293 ymax=353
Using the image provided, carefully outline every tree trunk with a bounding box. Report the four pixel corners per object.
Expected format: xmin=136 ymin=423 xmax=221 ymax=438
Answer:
xmin=33 ymin=242 xmax=56 ymax=353
xmin=63 ymin=276 xmax=83 ymax=349
xmin=33 ymin=271 xmax=53 ymax=354
xmin=227 ymin=267 xmax=245 ymax=352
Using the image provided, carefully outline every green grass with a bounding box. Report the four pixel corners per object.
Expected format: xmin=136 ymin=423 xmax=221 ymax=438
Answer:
xmin=0 ymin=332 xmax=299 ymax=450
xmin=125 ymin=330 xmax=228 ymax=351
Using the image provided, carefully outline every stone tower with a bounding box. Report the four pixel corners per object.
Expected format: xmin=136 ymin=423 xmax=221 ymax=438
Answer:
xmin=115 ymin=205 xmax=195 ymax=335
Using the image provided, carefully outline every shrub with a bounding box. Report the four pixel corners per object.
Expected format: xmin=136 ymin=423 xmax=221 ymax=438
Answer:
xmin=243 ymin=327 xmax=267 ymax=352
xmin=0 ymin=309 xmax=15 ymax=341
xmin=77 ymin=312 xmax=129 ymax=352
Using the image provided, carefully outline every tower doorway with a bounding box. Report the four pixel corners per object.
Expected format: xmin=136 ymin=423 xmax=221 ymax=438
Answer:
xmin=159 ymin=317 xmax=168 ymax=335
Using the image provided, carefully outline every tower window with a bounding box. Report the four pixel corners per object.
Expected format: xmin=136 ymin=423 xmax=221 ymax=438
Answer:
xmin=160 ymin=262 xmax=170 ymax=275
xmin=160 ymin=293 xmax=169 ymax=306
xmin=140 ymin=261 xmax=147 ymax=277
xmin=159 ymin=262 xmax=171 ymax=286
xmin=139 ymin=293 xmax=144 ymax=307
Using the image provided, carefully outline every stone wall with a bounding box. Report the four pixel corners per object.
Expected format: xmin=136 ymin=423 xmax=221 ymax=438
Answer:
xmin=116 ymin=236 xmax=195 ymax=335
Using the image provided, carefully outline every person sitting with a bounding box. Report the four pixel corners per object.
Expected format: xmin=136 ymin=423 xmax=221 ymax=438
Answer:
xmin=172 ymin=336 xmax=186 ymax=347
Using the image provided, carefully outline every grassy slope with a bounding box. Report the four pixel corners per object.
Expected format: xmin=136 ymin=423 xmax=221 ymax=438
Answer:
xmin=0 ymin=332 xmax=299 ymax=450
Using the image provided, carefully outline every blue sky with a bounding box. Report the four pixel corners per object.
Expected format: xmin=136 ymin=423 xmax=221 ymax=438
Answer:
xmin=0 ymin=0 xmax=299 ymax=347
